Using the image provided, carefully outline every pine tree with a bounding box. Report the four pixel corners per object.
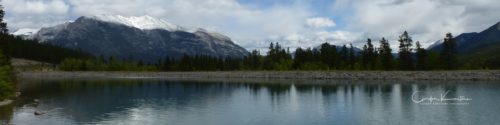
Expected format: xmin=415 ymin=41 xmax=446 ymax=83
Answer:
xmin=415 ymin=41 xmax=427 ymax=70
xmin=440 ymin=33 xmax=458 ymax=70
xmin=366 ymin=39 xmax=376 ymax=69
xmin=348 ymin=43 xmax=356 ymax=70
xmin=161 ymin=57 xmax=172 ymax=71
xmin=379 ymin=37 xmax=393 ymax=70
xmin=293 ymin=47 xmax=304 ymax=69
xmin=361 ymin=44 xmax=368 ymax=69
xmin=360 ymin=39 xmax=377 ymax=70
xmin=264 ymin=42 xmax=275 ymax=70
xmin=264 ymin=42 xmax=292 ymax=70
xmin=0 ymin=5 xmax=9 ymax=60
xmin=0 ymin=5 xmax=7 ymax=34
xmin=319 ymin=42 xmax=338 ymax=69
xmin=398 ymin=31 xmax=414 ymax=70
xmin=339 ymin=45 xmax=348 ymax=69
xmin=245 ymin=50 xmax=262 ymax=70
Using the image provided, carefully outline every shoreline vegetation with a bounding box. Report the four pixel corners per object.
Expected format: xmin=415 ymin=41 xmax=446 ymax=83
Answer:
xmin=18 ymin=70 xmax=500 ymax=81
xmin=0 ymin=51 xmax=14 ymax=106
xmin=52 ymin=34 xmax=497 ymax=72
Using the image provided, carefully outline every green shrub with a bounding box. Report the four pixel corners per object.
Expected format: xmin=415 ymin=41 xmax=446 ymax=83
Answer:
xmin=0 ymin=66 xmax=13 ymax=100
xmin=299 ymin=62 xmax=329 ymax=70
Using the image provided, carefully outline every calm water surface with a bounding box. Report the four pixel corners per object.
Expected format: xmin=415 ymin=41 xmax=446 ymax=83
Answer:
xmin=1 ymin=79 xmax=499 ymax=125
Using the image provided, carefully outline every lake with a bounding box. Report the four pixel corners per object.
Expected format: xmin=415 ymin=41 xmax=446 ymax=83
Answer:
xmin=1 ymin=79 xmax=499 ymax=125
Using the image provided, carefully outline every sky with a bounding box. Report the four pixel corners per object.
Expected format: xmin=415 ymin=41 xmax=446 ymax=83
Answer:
xmin=2 ymin=0 xmax=500 ymax=51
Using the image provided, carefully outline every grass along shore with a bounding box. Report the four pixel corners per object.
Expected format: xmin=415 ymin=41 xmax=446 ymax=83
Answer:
xmin=17 ymin=70 xmax=500 ymax=81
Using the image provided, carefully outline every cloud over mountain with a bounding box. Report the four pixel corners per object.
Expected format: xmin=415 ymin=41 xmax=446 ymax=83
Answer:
xmin=3 ymin=0 xmax=500 ymax=51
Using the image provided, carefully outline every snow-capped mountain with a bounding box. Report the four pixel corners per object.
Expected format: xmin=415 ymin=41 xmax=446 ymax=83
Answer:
xmin=90 ymin=15 xmax=186 ymax=31
xmin=23 ymin=15 xmax=249 ymax=62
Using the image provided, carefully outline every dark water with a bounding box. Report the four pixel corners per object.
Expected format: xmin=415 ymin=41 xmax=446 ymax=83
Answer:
xmin=1 ymin=79 xmax=500 ymax=125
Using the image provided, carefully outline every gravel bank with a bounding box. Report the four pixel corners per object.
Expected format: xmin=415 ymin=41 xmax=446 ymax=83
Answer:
xmin=0 ymin=99 xmax=13 ymax=106
xmin=17 ymin=71 xmax=500 ymax=81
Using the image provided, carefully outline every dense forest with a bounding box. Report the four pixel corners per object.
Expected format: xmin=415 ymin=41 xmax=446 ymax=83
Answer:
xmin=0 ymin=35 xmax=94 ymax=64
xmin=0 ymin=48 xmax=14 ymax=101
xmin=9 ymin=31 xmax=461 ymax=72
xmin=59 ymin=31 xmax=469 ymax=71
xmin=0 ymin=5 xmax=13 ymax=101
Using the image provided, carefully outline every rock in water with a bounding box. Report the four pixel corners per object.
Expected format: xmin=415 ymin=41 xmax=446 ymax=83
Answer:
xmin=34 ymin=111 xmax=44 ymax=115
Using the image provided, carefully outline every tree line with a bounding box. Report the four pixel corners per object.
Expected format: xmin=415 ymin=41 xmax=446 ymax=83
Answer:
xmin=58 ymin=31 xmax=461 ymax=71
xmin=233 ymin=31 xmax=457 ymax=71
xmin=0 ymin=5 xmax=14 ymax=101
xmin=0 ymin=34 xmax=95 ymax=64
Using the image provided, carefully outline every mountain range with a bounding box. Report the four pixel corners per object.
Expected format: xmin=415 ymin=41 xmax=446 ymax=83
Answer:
xmin=13 ymin=15 xmax=500 ymax=67
xmin=19 ymin=15 xmax=249 ymax=62
xmin=429 ymin=21 xmax=500 ymax=68
xmin=429 ymin=21 xmax=500 ymax=53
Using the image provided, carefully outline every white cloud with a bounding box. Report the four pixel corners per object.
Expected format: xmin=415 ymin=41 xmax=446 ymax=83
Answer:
xmin=4 ymin=0 xmax=325 ymax=51
xmin=5 ymin=0 xmax=500 ymax=51
xmin=5 ymin=0 xmax=68 ymax=14
xmin=306 ymin=17 xmax=336 ymax=29
xmin=332 ymin=0 xmax=500 ymax=48
xmin=3 ymin=0 xmax=70 ymax=30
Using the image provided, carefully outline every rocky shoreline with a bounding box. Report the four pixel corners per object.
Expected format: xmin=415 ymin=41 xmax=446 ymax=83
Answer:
xmin=0 ymin=99 xmax=13 ymax=106
xmin=17 ymin=70 xmax=500 ymax=81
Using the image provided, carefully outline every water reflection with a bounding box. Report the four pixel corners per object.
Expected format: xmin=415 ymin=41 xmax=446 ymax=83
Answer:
xmin=0 ymin=79 xmax=499 ymax=125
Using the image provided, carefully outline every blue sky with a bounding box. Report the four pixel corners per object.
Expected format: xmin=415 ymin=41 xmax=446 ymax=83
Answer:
xmin=3 ymin=0 xmax=500 ymax=51
xmin=237 ymin=0 xmax=347 ymax=29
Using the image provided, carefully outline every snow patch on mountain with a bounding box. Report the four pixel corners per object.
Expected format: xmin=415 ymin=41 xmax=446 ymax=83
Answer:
xmin=12 ymin=28 xmax=40 ymax=36
xmin=195 ymin=28 xmax=232 ymax=41
xmin=33 ymin=22 xmax=72 ymax=43
xmin=89 ymin=15 xmax=185 ymax=31
xmin=427 ymin=39 xmax=443 ymax=49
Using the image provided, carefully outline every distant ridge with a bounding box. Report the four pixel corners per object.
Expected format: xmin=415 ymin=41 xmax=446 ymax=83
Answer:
xmin=15 ymin=15 xmax=249 ymax=62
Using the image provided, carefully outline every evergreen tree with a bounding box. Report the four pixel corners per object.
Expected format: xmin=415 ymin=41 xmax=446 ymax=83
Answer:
xmin=379 ymin=37 xmax=393 ymax=70
xmin=244 ymin=50 xmax=262 ymax=70
xmin=440 ymin=33 xmax=458 ymax=70
xmin=160 ymin=57 xmax=171 ymax=71
xmin=361 ymin=39 xmax=377 ymax=70
xmin=415 ymin=41 xmax=428 ymax=70
xmin=319 ymin=42 xmax=338 ymax=69
xmin=0 ymin=49 xmax=14 ymax=100
xmin=361 ymin=44 xmax=368 ymax=69
xmin=264 ymin=42 xmax=292 ymax=70
xmin=263 ymin=42 xmax=275 ymax=70
xmin=366 ymin=39 xmax=377 ymax=69
xmin=398 ymin=31 xmax=414 ymax=70
xmin=0 ymin=5 xmax=7 ymax=34
xmin=0 ymin=5 xmax=9 ymax=61
xmin=339 ymin=45 xmax=348 ymax=69
xmin=348 ymin=43 xmax=356 ymax=70
xmin=293 ymin=47 xmax=305 ymax=69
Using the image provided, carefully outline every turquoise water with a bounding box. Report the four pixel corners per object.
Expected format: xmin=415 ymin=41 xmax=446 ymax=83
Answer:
xmin=1 ymin=79 xmax=500 ymax=125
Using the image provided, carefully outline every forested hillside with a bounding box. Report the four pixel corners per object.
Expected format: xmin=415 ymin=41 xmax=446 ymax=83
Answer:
xmin=0 ymin=34 xmax=94 ymax=64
